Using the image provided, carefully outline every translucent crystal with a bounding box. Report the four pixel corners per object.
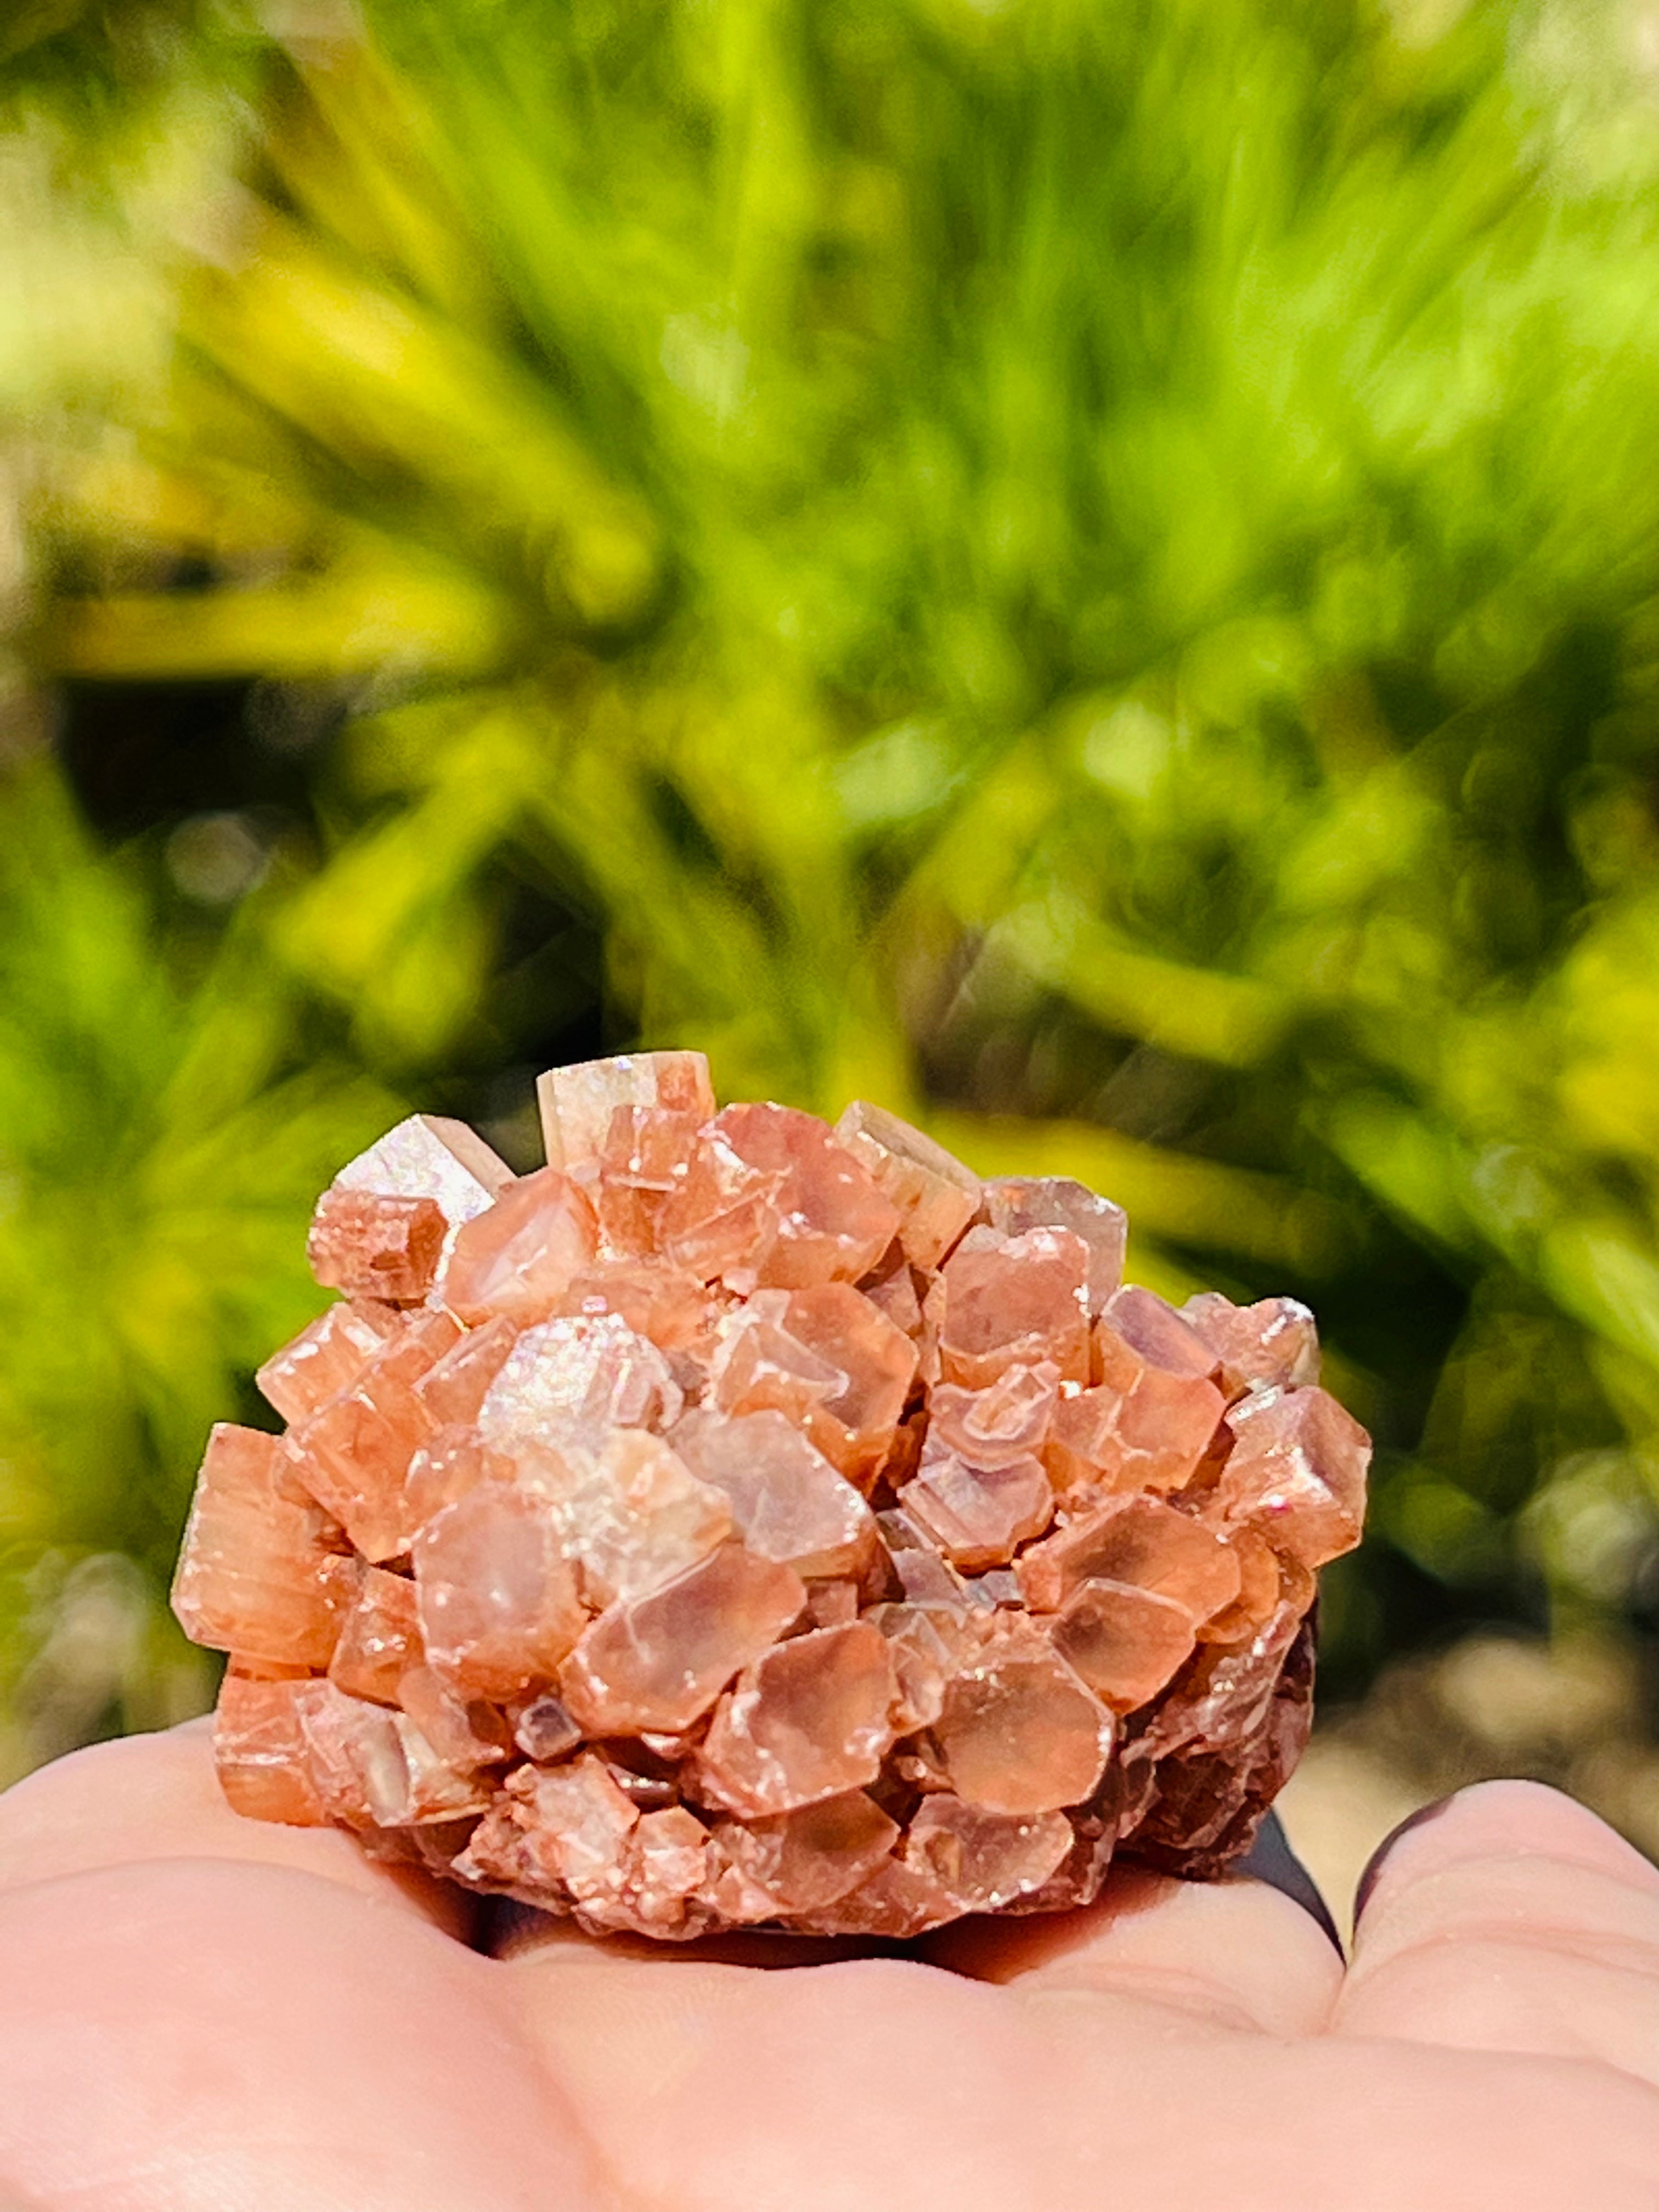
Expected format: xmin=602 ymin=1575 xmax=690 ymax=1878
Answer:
xmin=875 ymin=1508 xmax=973 ymax=1608
xmin=708 ymin=1290 xmax=847 ymax=1421
xmin=306 ymin=1189 xmax=447 ymax=1305
xmin=857 ymin=1240 xmax=930 ymax=1345
xmin=1051 ymin=1577 xmax=1198 ymax=1711
xmin=978 ymin=1176 xmax=1127 ymax=1314
xmin=902 ymin=1795 xmax=1074 ymax=1911
xmin=1043 ymin=1370 xmax=1224 ymax=1500
xmin=864 ymin=1600 xmax=973 ymax=1731
xmin=1016 ymin=1496 xmax=1242 ymax=1625
xmin=1181 ymin=1291 xmax=1320 ymax=1399
xmin=595 ymin=1105 xmax=707 ymax=1255
xmin=213 ymin=1669 xmax=329 ymax=1825
xmin=555 ymin=1259 xmax=725 ymax=1356
xmin=172 ymin=1423 xmax=357 ymax=1667
xmin=328 ymin=1564 xmax=422 ymax=1705
xmin=670 ymin=1408 xmax=878 ymax=1577
xmin=256 ymin=1300 xmax=398 ymax=1424
xmin=934 ymin=1227 xmax=1091 ymax=1388
xmin=512 ymin=1692 xmax=583 ymax=1763
xmin=478 ymin=1312 xmax=681 ymax=1459
xmin=1097 ymin=1285 xmax=1220 ymax=1386
xmin=414 ymin=1314 xmax=519 ymax=1429
xmin=538 ymin=1051 xmax=715 ymax=1177
xmin=288 ymin=1308 xmax=461 ymax=1560
xmin=557 ymin=1544 xmax=806 ymax=1734
xmin=1197 ymin=1527 xmax=1284 ymax=1646
xmin=704 ymin=1792 xmax=900 ymax=1917
xmin=657 ymin=1116 xmax=787 ymax=1283
xmin=802 ymin=1290 xmax=922 ymax=1481
xmin=413 ymin=1480 xmax=586 ymax=1700
xmin=294 ymin=1680 xmax=410 ymax=1827
xmin=664 ymin=1104 xmax=901 ymax=1292
xmin=832 ymin=1101 xmax=980 ymax=1269
xmin=697 ymin=1621 xmax=900 ymax=1816
xmin=1216 ymin=1384 xmax=1370 ymax=1567
xmin=927 ymin=1361 xmax=1059 ymax=1466
xmin=553 ymin=1428 xmax=732 ymax=1607
xmin=436 ymin=1168 xmax=599 ymax=1325
xmin=712 ymin=1283 xmax=916 ymax=1487
xmin=935 ymin=1632 xmax=1114 ymax=1814
xmin=397 ymin=1663 xmax=514 ymax=1768
xmin=402 ymin=1425 xmax=516 ymax=1543
xmin=334 ymin=1113 xmax=514 ymax=1239
xmin=900 ymin=1449 xmax=1053 ymax=1570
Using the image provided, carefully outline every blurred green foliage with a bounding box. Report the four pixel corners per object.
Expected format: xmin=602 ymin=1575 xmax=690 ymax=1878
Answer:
xmin=5 ymin=0 xmax=1659 ymax=1771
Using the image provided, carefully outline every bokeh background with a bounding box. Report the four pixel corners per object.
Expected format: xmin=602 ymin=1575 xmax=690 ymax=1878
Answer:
xmin=6 ymin=0 xmax=1659 ymax=1909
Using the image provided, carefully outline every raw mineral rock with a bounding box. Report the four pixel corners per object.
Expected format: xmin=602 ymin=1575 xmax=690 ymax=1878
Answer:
xmin=174 ymin=1048 xmax=1369 ymax=1938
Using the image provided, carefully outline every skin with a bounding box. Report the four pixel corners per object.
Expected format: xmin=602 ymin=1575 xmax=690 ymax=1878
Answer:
xmin=0 ymin=1724 xmax=1656 ymax=2210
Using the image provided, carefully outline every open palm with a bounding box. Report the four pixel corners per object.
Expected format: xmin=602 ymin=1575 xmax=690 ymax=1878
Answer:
xmin=1 ymin=1722 xmax=1656 ymax=2210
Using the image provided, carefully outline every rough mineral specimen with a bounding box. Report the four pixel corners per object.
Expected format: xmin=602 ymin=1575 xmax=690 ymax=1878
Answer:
xmin=174 ymin=1051 xmax=1369 ymax=1939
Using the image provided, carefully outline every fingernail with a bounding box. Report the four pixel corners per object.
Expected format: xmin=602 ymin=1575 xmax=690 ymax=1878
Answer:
xmin=1353 ymin=1796 xmax=1455 ymax=1922
xmin=1237 ymin=1810 xmax=1344 ymax=1954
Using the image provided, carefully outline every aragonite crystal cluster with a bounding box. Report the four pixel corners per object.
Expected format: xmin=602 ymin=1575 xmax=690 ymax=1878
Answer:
xmin=172 ymin=1052 xmax=1369 ymax=1939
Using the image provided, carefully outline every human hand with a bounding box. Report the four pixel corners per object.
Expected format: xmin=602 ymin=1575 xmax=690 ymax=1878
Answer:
xmin=0 ymin=1722 xmax=1655 ymax=2210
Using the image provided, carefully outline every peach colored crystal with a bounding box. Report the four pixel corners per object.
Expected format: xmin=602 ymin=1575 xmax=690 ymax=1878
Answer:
xmin=306 ymin=1190 xmax=447 ymax=1305
xmin=833 ymin=1100 xmax=981 ymax=1269
xmin=934 ymin=1226 xmax=1091 ymax=1387
xmin=557 ymin=1543 xmax=806 ymax=1734
xmin=334 ymin=1113 xmax=513 ymax=1229
xmin=257 ymin=1300 xmax=398 ymax=1425
xmin=538 ymin=1051 xmax=715 ymax=1177
xmin=698 ymin=1620 xmax=899 ymax=1815
xmin=437 ymin=1168 xmax=598 ymax=1325
xmin=670 ymin=1409 xmax=877 ymax=1577
xmin=413 ymin=1482 xmax=586 ymax=1699
xmin=171 ymin=1424 xmax=357 ymax=1668
xmin=174 ymin=1051 xmax=1369 ymax=1937
xmin=326 ymin=1564 xmax=422 ymax=1704
xmin=978 ymin=1176 xmax=1127 ymax=1313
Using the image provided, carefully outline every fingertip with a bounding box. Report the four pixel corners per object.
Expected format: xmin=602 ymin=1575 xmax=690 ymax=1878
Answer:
xmin=0 ymin=1720 xmax=476 ymax=1940
xmin=1354 ymin=1780 xmax=1659 ymax=1931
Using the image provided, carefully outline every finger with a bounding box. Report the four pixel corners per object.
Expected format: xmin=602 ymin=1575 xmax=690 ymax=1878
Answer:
xmin=1233 ymin=1809 xmax=1344 ymax=1950
xmin=503 ymin=1925 xmax=1659 ymax=2212
xmin=0 ymin=1722 xmax=472 ymax=1938
xmin=923 ymin=1858 xmax=1343 ymax=2036
xmin=0 ymin=1859 xmax=607 ymax=2212
xmin=1338 ymin=1779 xmax=1659 ymax=2084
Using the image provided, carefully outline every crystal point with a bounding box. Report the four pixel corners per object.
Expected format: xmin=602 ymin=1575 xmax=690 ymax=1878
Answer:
xmin=538 ymin=1051 xmax=715 ymax=1178
xmin=307 ymin=1189 xmax=446 ymax=1304
xmin=437 ymin=1168 xmax=599 ymax=1325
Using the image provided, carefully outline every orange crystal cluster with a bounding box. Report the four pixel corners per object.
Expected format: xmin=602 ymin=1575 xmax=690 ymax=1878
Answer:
xmin=172 ymin=1053 xmax=1369 ymax=1938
